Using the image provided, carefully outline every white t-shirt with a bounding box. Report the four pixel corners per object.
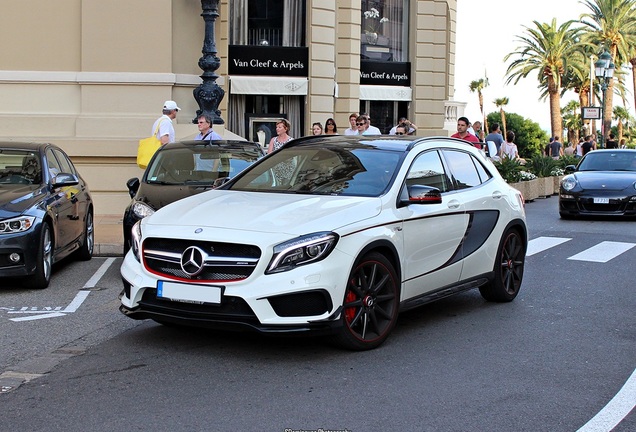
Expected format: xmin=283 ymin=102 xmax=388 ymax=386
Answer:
xmin=343 ymin=127 xmax=358 ymax=135
xmin=151 ymin=115 xmax=175 ymax=143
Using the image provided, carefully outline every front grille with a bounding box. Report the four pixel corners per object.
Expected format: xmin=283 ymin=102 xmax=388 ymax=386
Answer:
xmin=139 ymin=288 xmax=259 ymax=323
xmin=579 ymin=196 xmax=626 ymax=213
xmin=143 ymin=238 xmax=261 ymax=282
xmin=268 ymin=290 xmax=333 ymax=317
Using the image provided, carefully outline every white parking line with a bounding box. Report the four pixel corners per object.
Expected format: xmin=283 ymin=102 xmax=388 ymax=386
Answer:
xmin=577 ymin=368 xmax=636 ymax=432
xmin=526 ymin=236 xmax=571 ymax=256
xmin=568 ymin=241 xmax=636 ymax=263
xmin=7 ymin=258 xmax=117 ymax=322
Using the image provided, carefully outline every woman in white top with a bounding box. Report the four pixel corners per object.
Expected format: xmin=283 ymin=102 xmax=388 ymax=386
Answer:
xmin=500 ymin=130 xmax=521 ymax=160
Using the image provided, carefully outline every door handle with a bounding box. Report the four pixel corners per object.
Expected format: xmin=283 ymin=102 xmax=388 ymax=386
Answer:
xmin=447 ymin=200 xmax=460 ymax=209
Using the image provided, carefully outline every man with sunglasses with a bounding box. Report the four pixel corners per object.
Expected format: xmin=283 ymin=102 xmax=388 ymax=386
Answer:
xmin=356 ymin=114 xmax=381 ymax=135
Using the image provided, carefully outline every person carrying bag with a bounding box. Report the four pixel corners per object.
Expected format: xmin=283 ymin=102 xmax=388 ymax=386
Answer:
xmin=137 ymin=100 xmax=180 ymax=169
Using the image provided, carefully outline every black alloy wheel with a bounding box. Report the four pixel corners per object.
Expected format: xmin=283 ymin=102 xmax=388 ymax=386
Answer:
xmin=479 ymin=228 xmax=525 ymax=302
xmin=32 ymin=222 xmax=53 ymax=289
xmin=334 ymin=252 xmax=399 ymax=350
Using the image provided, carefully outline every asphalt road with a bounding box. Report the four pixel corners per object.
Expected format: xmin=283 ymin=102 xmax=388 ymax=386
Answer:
xmin=1 ymin=196 xmax=634 ymax=432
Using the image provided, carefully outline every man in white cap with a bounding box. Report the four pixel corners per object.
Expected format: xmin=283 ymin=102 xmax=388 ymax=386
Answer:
xmin=151 ymin=100 xmax=180 ymax=145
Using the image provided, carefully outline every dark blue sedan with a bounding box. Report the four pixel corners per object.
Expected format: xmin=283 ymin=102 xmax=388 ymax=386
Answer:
xmin=0 ymin=142 xmax=93 ymax=288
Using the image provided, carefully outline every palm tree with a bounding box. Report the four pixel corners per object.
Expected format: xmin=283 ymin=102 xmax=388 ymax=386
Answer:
xmin=469 ymin=77 xmax=489 ymax=131
xmin=613 ymin=105 xmax=631 ymax=142
xmin=562 ymin=100 xmax=581 ymax=143
xmin=580 ymin=0 xmax=636 ymax=143
xmin=504 ymin=19 xmax=588 ymax=140
xmin=493 ymin=97 xmax=510 ymax=136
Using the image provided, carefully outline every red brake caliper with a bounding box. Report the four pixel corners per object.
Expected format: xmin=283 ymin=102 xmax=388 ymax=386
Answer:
xmin=344 ymin=290 xmax=357 ymax=323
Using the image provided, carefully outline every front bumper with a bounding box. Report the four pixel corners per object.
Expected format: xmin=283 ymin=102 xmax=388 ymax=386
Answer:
xmin=0 ymin=227 xmax=40 ymax=277
xmin=559 ymin=193 xmax=636 ymax=217
xmin=119 ymin=248 xmax=351 ymax=335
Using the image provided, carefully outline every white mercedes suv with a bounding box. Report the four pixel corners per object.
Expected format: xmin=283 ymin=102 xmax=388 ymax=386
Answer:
xmin=120 ymin=135 xmax=527 ymax=350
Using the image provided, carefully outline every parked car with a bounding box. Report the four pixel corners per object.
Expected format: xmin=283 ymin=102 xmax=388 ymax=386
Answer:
xmin=120 ymin=135 xmax=527 ymax=350
xmin=559 ymin=149 xmax=636 ymax=218
xmin=123 ymin=140 xmax=265 ymax=254
xmin=0 ymin=142 xmax=93 ymax=289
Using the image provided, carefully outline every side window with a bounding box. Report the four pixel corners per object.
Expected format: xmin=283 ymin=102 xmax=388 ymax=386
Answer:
xmin=52 ymin=149 xmax=75 ymax=175
xmin=473 ymin=157 xmax=492 ymax=183
xmin=406 ymin=150 xmax=449 ymax=192
xmin=45 ymin=148 xmax=62 ymax=179
xmin=442 ymin=150 xmax=483 ymax=190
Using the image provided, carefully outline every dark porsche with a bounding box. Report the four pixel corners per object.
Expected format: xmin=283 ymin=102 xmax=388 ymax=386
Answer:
xmin=559 ymin=149 xmax=636 ymax=218
xmin=0 ymin=142 xmax=93 ymax=288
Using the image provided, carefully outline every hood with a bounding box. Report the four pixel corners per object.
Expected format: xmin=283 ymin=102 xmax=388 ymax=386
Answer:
xmin=146 ymin=189 xmax=382 ymax=236
xmin=576 ymin=171 xmax=636 ymax=191
xmin=136 ymin=182 xmax=215 ymax=210
xmin=0 ymin=185 xmax=44 ymax=219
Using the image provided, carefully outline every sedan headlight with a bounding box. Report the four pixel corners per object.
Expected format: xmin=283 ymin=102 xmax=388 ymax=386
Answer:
xmin=0 ymin=216 xmax=36 ymax=234
xmin=561 ymin=175 xmax=577 ymax=192
xmin=266 ymin=232 xmax=339 ymax=274
xmin=131 ymin=221 xmax=142 ymax=262
xmin=132 ymin=201 xmax=155 ymax=219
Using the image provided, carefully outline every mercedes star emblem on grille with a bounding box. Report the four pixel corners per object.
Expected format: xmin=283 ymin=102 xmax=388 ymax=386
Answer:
xmin=180 ymin=246 xmax=206 ymax=276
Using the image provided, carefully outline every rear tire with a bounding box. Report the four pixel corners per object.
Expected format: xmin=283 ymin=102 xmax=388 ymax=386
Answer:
xmin=31 ymin=223 xmax=53 ymax=289
xmin=76 ymin=208 xmax=94 ymax=261
xmin=333 ymin=252 xmax=399 ymax=350
xmin=479 ymin=228 xmax=525 ymax=302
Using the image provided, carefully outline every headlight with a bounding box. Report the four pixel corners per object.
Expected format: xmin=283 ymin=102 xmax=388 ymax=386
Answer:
xmin=131 ymin=221 xmax=142 ymax=262
xmin=561 ymin=175 xmax=577 ymax=192
xmin=132 ymin=201 xmax=155 ymax=219
xmin=266 ymin=232 xmax=339 ymax=274
xmin=0 ymin=216 xmax=36 ymax=234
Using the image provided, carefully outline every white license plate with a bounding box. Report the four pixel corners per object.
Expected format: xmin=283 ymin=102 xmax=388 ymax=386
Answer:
xmin=593 ymin=197 xmax=610 ymax=204
xmin=157 ymin=280 xmax=222 ymax=304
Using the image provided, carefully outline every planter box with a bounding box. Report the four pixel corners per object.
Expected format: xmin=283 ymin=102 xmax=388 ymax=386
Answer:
xmin=510 ymin=178 xmax=539 ymax=202
xmin=537 ymin=177 xmax=554 ymax=197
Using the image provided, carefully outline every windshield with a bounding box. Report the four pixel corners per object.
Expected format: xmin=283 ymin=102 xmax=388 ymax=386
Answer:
xmin=145 ymin=145 xmax=261 ymax=185
xmin=578 ymin=152 xmax=636 ymax=172
xmin=0 ymin=149 xmax=42 ymax=185
xmin=229 ymin=144 xmax=402 ymax=196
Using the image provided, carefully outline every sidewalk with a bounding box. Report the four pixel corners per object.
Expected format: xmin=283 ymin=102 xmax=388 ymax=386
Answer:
xmin=94 ymin=214 xmax=124 ymax=257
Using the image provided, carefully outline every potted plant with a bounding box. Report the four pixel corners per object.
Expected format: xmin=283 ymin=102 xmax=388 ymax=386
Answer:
xmin=526 ymin=155 xmax=557 ymax=197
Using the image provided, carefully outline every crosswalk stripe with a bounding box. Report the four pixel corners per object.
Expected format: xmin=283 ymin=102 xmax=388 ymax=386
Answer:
xmin=568 ymin=241 xmax=636 ymax=263
xmin=526 ymin=237 xmax=571 ymax=256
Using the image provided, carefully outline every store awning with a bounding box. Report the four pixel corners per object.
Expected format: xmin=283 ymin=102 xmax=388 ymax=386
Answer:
xmin=360 ymin=85 xmax=412 ymax=101
xmin=230 ymin=76 xmax=308 ymax=95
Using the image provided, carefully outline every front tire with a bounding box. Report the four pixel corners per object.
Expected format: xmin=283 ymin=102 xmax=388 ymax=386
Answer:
xmin=333 ymin=252 xmax=399 ymax=350
xmin=479 ymin=228 xmax=525 ymax=302
xmin=31 ymin=222 xmax=53 ymax=289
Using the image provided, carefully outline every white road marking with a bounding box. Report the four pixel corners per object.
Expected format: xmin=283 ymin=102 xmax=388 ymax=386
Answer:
xmin=9 ymin=312 xmax=67 ymax=322
xmin=83 ymin=257 xmax=115 ymax=288
xmin=526 ymin=236 xmax=571 ymax=256
xmin=6 ymin=258 xmax=117 ymax=322
xmin=577 ymin=368 xmax=636 ymax=432
xmin=568 ymin=241 xmax=636 ymax=263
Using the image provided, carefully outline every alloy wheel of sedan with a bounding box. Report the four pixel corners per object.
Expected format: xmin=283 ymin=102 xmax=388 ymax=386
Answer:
xmin=335 ymin=252 xmax=399 ymax=350
xmin=76 ymin=209 xmax=94 ymax=261
xmin=32 ymin=223 xmax=53 ymax=289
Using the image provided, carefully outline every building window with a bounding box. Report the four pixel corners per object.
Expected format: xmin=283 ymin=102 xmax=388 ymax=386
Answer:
xmin=230 ymin=0 xmax=306 ymax=46
xmin=361 ymin=0 xmax=409 ymax=62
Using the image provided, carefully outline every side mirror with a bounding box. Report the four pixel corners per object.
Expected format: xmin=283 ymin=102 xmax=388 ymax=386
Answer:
xmin=564 ymin=165 xmax=576 ymax=173
xmin=126 ymin=177 xmax=140 ymax=198
xmin=52 ymin=173 xmax=79 ymax=188
xmin=402 ymin=185 xmax=442 ymax=205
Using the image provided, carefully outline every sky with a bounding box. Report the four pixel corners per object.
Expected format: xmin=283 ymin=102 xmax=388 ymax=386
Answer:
xmin=454 ymin=0 xmax=635 ymax=134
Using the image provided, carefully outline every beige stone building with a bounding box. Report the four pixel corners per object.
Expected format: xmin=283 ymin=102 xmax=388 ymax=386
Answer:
xmin=0 ymin=0 xmax=462 ymax=217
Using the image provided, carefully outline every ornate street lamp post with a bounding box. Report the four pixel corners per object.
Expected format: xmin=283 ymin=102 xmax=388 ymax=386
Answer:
xmin=594 ymin=50 xmax=615 ymax=148
xmin=193 ymin=0 xmax=225 ymax=125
